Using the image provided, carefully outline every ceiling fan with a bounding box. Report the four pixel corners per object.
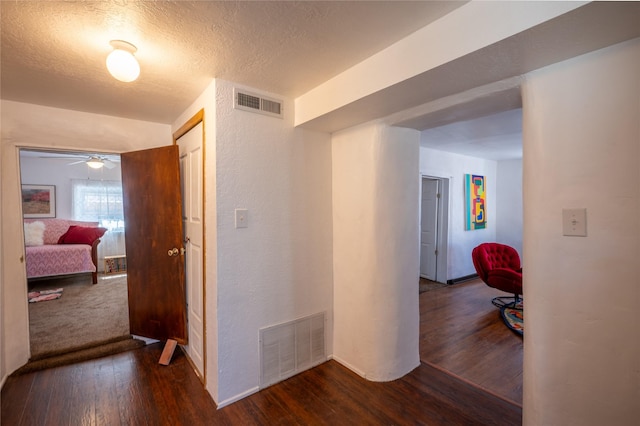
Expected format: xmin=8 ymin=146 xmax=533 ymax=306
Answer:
xmin=67 ymin=155 xmax=119 ymax=169
xmin=19 ymin=150 xmax=121 ymax=169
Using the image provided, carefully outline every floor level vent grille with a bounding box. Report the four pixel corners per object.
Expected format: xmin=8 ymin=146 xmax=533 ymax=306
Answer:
xmin=260 ymin=312 xmax=326 ymax=388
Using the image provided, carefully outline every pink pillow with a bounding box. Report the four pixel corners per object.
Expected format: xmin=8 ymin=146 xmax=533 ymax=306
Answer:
xmin=58 ymin=226 xmax=107 ymax=245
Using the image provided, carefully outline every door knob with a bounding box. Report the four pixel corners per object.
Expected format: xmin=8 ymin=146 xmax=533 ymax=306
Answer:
xmin=168 ymin=248 xmax=179 ymax=257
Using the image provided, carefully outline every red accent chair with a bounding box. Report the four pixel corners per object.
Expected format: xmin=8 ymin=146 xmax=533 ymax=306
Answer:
xmin=472 ymin=243 xmax=522 ymax=307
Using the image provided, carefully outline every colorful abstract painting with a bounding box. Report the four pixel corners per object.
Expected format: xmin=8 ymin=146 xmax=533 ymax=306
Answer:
xmin=465 ymin=174 xmax=486 ymax=230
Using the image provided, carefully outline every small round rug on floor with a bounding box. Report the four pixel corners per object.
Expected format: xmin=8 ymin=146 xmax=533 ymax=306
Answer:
xmin=501 ymin=300 xmax=523 ymax=336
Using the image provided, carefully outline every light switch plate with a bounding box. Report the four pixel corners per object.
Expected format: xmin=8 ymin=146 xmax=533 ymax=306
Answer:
xmin=235 ymin=208 xmax=248 ymax=228
xmin=562 ymin=208 xmax=587 ymax=237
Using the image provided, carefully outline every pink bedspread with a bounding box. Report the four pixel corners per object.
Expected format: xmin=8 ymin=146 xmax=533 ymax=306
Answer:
xmin=25 ymin=244 xmax=96 ymax=279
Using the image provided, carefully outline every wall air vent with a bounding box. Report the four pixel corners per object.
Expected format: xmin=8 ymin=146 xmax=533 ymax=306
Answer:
xmin=234 ymin=88 xmax=283 ymax=118
xmin=259 ymin=312 xmax=326 ymax=389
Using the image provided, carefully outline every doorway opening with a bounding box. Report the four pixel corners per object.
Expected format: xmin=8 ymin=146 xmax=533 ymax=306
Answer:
xmin=415 ymin=106 xmax=524 ymax=406
xmin=19 ymin=148 xmax=132 ymax=361
xmin=419 ymin=175 xmax=449 ymax=284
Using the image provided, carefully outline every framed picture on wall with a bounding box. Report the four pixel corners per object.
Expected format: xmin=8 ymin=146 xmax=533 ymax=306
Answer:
xmin=464 ymin=174 xmax=486 ymax=230
xmin=21 ymin=184 xmax=56 ymax=218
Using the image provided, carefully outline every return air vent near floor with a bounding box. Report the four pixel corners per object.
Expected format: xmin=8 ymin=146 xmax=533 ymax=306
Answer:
xmin=234 ymin=88 xmax=283 ymax=118
xmin=260 ymin=312 xmax=326 ymax=388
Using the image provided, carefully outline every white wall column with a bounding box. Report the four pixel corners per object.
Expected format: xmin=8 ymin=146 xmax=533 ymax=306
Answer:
xmin=332 ymin=122 xmax=420 ymax=380
xmin=522 ymin=39 xmax=640 ymax=425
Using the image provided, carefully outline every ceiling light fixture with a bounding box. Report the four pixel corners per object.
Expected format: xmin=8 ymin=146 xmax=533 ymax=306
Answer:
xmin=106 ymin=40 xmax=140 ymax=83
xmin=86 ymin=156 xmax=105 ymax=169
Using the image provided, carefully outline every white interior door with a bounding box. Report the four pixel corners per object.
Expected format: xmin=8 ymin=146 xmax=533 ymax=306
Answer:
xmin=177 ymin=121 xmax=205 ymax=379
xmin=420 ymin=178 xmax=439 ymax=280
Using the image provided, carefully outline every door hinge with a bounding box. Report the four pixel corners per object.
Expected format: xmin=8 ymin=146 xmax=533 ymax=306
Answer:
xmin=436 ymin=193 xmax=441 ymax=199
xmin=434 ymin=250 xmax=439 ymax=255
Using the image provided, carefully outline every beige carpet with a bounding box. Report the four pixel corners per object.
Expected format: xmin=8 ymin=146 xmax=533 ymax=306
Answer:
xmin=28 ymin=273 xmax=135 ymax=359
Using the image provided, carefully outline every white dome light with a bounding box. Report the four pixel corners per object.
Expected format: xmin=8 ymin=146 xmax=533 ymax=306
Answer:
xmin=106 ymin=40 xmax=140 ymax=83
xmin=86 ymin=157 xmax=104 ymax=169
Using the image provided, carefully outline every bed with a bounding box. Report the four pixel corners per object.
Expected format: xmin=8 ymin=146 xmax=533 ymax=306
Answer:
xmin=23 ymin=218 xmax=106 ymax=284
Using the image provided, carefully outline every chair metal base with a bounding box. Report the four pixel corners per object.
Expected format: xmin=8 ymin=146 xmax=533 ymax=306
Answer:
xmin=491 ymin=295 xmax=521 ymax=309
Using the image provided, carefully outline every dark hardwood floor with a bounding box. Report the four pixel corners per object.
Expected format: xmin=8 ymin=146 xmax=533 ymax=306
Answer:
xmin=2 ymin=341 xmax=520 ymax=425
xmin=420 ymin=278 xmax=523 ymax=406
xmin=2 ymin=278 xmax=522 ymax=425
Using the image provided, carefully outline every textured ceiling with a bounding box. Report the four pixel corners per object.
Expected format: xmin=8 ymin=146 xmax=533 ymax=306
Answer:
xmin=4 ymin=2 xmax=637 ymax=161
xmin=1 ymin=0 xmax=464 ymax=124
xmin=421 ymin=109 xmax=523 ymax=161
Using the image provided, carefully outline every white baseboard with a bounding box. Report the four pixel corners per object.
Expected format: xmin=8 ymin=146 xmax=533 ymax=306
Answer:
xmin=216 ymin=386 xmax=260 ymax=409
xmin=330 ymin=354 xmax=420 ymax=382
xmin=331 ymin=354 xmax=368 ymax=379
xmin=215 ymin=356 xmax=331 ymax=409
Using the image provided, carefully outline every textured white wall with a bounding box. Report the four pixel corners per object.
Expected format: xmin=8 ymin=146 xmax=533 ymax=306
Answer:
xmin=212 ymin=80 xmax=333 ymax=405
xmin=496 ymin=159 xmax=523 ymax=258
xmin=419 ymin=147 xmax=497 ymax=279
xmin=332 ymin=122 xmax=420 ymax=380
xmin=522 ymin=39 xmax=640 ymax=425
xmin=1 ymin=100 xmax=171 ymax=379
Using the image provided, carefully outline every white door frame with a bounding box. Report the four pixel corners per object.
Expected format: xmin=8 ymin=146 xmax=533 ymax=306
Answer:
xmin=174 ymin=110 xmax=206 ymax=383
xmin=419 ymin=174 xmax=449 ymax=284
xmin=420 ymin=177 xmax=439 ymax=280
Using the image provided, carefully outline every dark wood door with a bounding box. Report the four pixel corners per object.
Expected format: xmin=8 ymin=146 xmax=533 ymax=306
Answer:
xmin=121 ymin=145 xmax=187 ymax=344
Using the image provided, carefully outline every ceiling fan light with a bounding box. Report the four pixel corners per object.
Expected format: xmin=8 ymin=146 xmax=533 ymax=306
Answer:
xmin=87 ymin=157 xmax=104 ymax=169
xmin=106 ymin=40 xmax=140 ymax=83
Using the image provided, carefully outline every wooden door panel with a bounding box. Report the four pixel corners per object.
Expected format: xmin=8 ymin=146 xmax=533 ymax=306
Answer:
xmin=121 ymin=145 xmax=187 ymax=344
